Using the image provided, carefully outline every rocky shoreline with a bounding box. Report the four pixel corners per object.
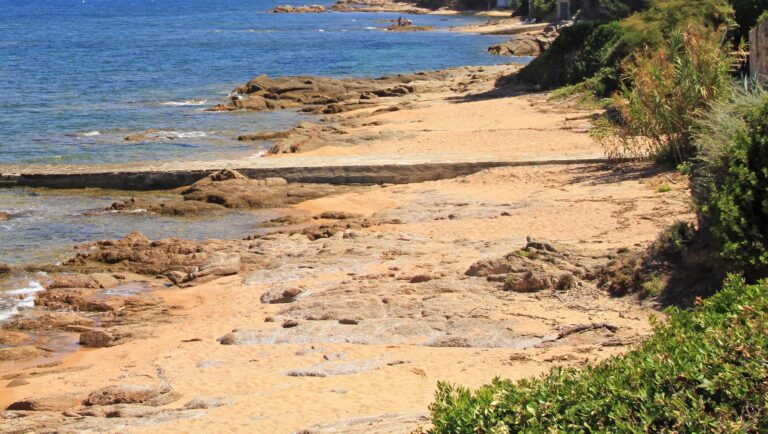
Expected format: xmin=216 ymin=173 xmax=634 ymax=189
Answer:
xmin=207 ymin=64 xmax=525 ymax=155
xmin=0 ymin=158 xmax=693 ymax=431
xmin=0 ymin=23 xmax=693 ymax=433
xmin=272 ymin=0 xmax=432 ymax=15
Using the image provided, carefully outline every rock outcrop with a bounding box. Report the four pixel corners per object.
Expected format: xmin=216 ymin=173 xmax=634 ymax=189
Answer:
xmin=331 ymin=0 xmax=429 ymax=13
xmin=207 ymin=71 xmax=444 ymax=114
xmin=465 ymin=237 xmax=593 ymax=293
xmin=488 ymin=34 xmax=556 ymax=57
xmin=272 ymin=4 xmax=327 ymax=13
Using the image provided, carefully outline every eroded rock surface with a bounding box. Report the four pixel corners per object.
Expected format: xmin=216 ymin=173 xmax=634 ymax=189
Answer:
xmin=273 ymin=4 xmax=327 ymax=13
xmin=106 ymin=169 xmax=363 ymax=216
xmin=488 ymin=34 xmax=556 ymax=56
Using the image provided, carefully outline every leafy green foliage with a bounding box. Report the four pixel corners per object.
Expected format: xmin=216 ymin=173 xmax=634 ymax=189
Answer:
xmin=518 ymin=0 xmax=734 ymax=93
xmin=620 ymin=0 xmax=733 ymax=51
xmin=518 ymin=21 xmax=626 ymax=90
xmin=529 ymin=0 xmax=556 ymax=19
xmin=579 ymin=0 xmax=649 ymax=21
xmin=594 ymin=26 xmax=734 ymax=162
xmin=430 ymin=276 xmax=768 ymax=432
xmin=700 ymin=93 xmax=768 ymax=278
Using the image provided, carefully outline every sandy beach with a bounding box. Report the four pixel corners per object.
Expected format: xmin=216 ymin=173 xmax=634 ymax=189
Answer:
xmin=0 ymin=26 xmax=693 ymax=434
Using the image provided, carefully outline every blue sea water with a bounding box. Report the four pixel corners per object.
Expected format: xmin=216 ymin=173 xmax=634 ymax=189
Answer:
xmin=0 ymin=0 xmax=511 ymax=165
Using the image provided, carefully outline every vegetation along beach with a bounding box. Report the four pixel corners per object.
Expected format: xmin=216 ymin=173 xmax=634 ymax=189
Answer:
xmin=1 ymin=0 xmax=768 ymax=432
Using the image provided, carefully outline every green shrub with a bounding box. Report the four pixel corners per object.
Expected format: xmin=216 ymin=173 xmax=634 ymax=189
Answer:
xmin=620 ymin=0 xmax=733 ymax=51
xmin=530 ymin=0 xmax=556 ymax=19
xmin=699 ymin=92 xmax=768 ymax=278
xmin=692 ymin=87 xmax=764 ymax=218
xmin=429 ymin=276 xmax=768 ymax=432
xmin=594 ymin=26 xmax=734 ymax=162
xmin=518 ymin=21 xmax=626 ymax=90
xmin=579 ymin=0 xmax=649 ymax=21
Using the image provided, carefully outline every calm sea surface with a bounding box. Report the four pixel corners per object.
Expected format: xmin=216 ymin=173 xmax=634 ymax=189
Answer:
xmin=0 ymin=0 xmax=510 ymax=165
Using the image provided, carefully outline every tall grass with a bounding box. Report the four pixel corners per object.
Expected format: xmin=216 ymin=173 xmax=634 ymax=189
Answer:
xmin=594 ymin=26 xmax=735 ymax=162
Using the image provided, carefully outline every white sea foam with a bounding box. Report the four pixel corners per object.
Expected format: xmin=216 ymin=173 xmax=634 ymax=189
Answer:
xmin=0 ymin=280 xmax=44 ymax=323
xmin=160 ymin=99 xmax=208 ymax=106
xmin=174 ymin=131 xmax=207 ymax=138
xmin=81 ymin=130 xmax=101 ymax=137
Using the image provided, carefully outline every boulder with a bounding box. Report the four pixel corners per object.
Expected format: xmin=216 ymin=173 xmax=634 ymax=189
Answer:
xmin=273 ymin=4 xmax=327 ymax=13
xmin=0 ymin=263 xmax=10 ymax=275
xmin=46 ymin=273 xmax=100 ymax=289
xmin=188 ymin=252 xmax=240 ymax=280
xmin=7 ymin=311 xmax=94 ymax=331
xmin=183 ymin=396 xmax=234 ymax=409
xmin=89 ymin=272 xmax=122 ymax=288
xmin=84 ymin=384 xmax=170 ymax=406
xmin=233 ymin=94 xmax=270 ymax=110
xmin=409 ymin=274 xmax=433 ymax=284
xmin=79 ymin=329 xmax=117 ymax=348
xmin=66 ymin=233 xmax=211 ymax=276
xmin=260 ymin=287 xmax=303 ymax=304
xmin=107 ymin=196 xmax=227 ymax=216
xmin=237 ymin=131 xmax=291 ymax=141
xmin=503 ymin=270 xmax=554 ymax=293
xmin=465 ymin=238 xmax=588 ymax=293
xmin=488 ymin=38 xmax=542 ymax=56
xmin=314 ymin=211 xmax=363 ymax=220
xmin=6 ymin=393 xmax=85 ymax=411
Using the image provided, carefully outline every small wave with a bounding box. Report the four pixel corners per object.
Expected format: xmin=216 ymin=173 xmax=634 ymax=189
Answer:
xmin=66 ymin=130 xmax=101 ymax=138
xmin=0 ymin=280 xmax=44 ymax=323
xmin=174 ymin=131 xmax=208 ymax=138
xmin=160 ymin=99 xmax=208 ymax=107
xmin=318 ymin=29 xmax=325 ymax=32
xmin=365 ymin=26 xmax=378 ymax=30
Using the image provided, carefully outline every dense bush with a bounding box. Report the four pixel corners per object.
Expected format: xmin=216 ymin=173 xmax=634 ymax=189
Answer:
xmin=620 ymin=0 xmax=733 ymax=51
xmin=579 ymin=0 xmax=649 ymax=21
xmin=518 ymin=21 xmax=625 ymax=90
xmin=698 ymin=92 xmax=768 ymax=279
xmin=430 ymin=276 xmax=768 ymax=432
xmin=529 ymin=0 xmax=556 ymax=19
xmin=518 ymin=0 xmax=734 ymax=92
xmin=594 ymin=26 xmax=734 ymax=162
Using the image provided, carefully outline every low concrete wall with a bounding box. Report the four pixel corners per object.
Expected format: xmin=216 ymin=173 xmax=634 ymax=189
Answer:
xmin=751 ymin=18 xmax=768 ymax=84
xmin=2 ymin=159 xmax=609 ymax=191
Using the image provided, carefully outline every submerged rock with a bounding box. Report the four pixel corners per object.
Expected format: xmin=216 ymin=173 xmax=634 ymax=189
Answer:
xmin=0 ymin=345 xmax=48 ymax=362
